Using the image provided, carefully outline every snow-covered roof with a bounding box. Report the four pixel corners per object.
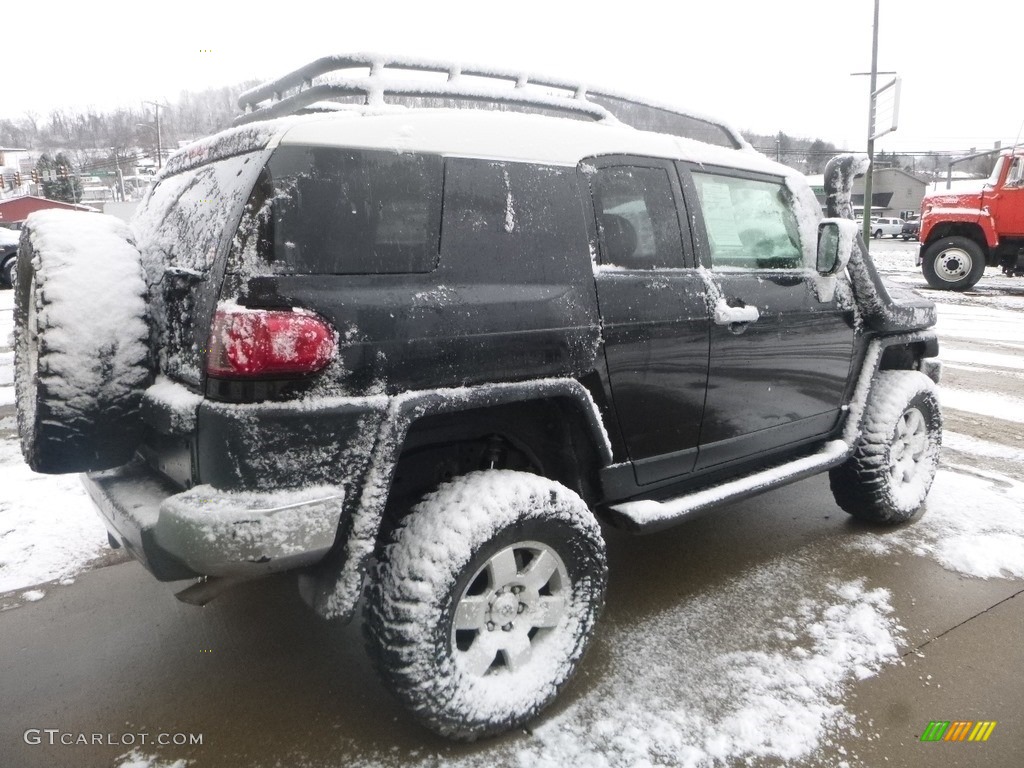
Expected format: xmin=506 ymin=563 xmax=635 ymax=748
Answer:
xmin=273 ymin=109 xmax=791 ymax=177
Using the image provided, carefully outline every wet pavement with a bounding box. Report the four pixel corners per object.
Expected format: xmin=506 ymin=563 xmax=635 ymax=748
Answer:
xmin=1 ymin=469 xmax=1022 ymax=767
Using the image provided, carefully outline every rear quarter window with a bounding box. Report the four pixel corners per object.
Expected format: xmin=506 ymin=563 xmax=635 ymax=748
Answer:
xmin=235 ymin=146 xmax=444 ymax=275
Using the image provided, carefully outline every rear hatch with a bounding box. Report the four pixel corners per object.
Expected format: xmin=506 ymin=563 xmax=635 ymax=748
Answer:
xmin=133 ymin=140 xmax=273 ymax=389
xmin=130 ymin=130 xmax=277 ymax=487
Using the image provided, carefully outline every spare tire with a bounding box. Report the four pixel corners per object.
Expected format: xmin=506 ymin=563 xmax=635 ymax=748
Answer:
xmin=15 ymin=210 xmax=151 ymax=474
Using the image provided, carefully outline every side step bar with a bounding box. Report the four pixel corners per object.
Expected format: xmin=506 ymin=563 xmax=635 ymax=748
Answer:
xmin=607 ymin=440 xmax=853 ymax=534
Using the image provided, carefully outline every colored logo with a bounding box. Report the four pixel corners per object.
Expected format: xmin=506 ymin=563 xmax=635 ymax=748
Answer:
xmin=920 ymin=721 xmax=996 ymax=742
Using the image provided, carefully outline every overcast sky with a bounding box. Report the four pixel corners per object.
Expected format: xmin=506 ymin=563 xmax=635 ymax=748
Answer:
xmin=5 ymin=0 xmax=1022 ymax=155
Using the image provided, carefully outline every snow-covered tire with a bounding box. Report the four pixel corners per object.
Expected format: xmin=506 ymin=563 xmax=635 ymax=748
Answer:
xmin=365 ymin=470 xmax=607 ymax=740
xmin=921 ymin=236 xmax=986 ymax=291
xmin=15 ymin=210 xmax=151 ymax=474
xmin=830 ymin=370 xmax=941 ymax=524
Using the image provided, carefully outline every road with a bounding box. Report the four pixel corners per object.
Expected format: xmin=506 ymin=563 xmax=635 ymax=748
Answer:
xmin=2 ymin=241 xmax=1023 ymax=767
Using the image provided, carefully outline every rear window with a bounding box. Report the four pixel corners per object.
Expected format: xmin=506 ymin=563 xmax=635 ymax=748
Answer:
xmin=233 ymin=146 xmax=443 ymax=275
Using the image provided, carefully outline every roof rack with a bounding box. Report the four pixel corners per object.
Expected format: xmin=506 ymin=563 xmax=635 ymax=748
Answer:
xmin=235 ymin=53 xmax=747 ymax=150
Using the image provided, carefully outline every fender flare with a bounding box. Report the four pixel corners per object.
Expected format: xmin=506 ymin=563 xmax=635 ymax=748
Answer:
xmin=843 ymin=330 xmax=940 ymax=446
xmin=300 ymin=378 xmax=612 ymax=621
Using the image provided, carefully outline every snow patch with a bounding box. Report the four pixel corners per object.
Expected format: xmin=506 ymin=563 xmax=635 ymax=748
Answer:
xmin=942 ymin=346 xmax=1024 ymax=372
xmin=143 ymin=376 xmax=204 ymax=433
xmin=940 ymin=387 xmax=1024 ymax=424
xmin=0 ymin=437 xmax=110 ymax=593
xmin=943 ymin=431 xmax=1024 ymax=463
xmin=20 ymin=588 xmax=45 ymax=602
xmin=712 ymin=297 xmax=759 ymax=325
xmin=847 ymin=469 xmax=1024 ymax=580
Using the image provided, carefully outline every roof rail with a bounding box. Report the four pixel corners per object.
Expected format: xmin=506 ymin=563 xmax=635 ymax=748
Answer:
xmin=235 ymin=53 xmax=747 ymax=149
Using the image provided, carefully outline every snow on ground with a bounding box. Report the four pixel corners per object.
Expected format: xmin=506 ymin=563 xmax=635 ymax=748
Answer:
xmin=0 ymin=289 xmax=12 ymax=407
xmin=939 ymin=387 xmax=1024 ymax=423
xmin=941 ymin=346 xmax=1024 ymax=371
xmin=0 ymin=435 xmax=111 ymax=595
xmin=520 ymin=573 xmax=899 ymax=768
xmin=943 ymin=430 xmax=1024 ymax=463
xmin=0 ymin=288 xmax=118 ymax=596
xmin=849 ymin=469 xmax=1024 ymax=580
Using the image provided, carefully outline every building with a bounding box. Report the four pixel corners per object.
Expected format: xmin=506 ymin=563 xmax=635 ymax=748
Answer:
xmin=852 ymin=168 xmax=928 ymax=219
xmin=806 ymin=167 xmax=929 ymax=219
xmin=0 ymin=195 xmax=98 ymax=225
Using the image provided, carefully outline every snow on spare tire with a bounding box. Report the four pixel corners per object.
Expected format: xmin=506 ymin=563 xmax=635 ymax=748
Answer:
xmin=15 ymin=209 xmax=150 ymax=474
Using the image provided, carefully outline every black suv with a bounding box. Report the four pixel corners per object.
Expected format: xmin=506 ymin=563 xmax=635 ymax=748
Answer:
xmin=13 ymin=54 xmax=942 ymax=740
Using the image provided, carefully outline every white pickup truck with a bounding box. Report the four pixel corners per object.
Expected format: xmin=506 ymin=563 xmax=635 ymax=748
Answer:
xmin=869 ymin=217 xmax=905 ymax=238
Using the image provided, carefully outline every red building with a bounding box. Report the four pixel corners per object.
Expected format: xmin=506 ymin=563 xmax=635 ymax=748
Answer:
xmin=0 ymin=196 xmax=97 ymax=225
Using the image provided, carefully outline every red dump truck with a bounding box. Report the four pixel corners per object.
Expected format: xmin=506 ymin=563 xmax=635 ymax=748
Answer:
xmin=917 ymin=148 xmax=1024 ymax=290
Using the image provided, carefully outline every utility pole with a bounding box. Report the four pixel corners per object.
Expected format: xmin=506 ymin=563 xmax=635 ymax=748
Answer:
xmin=144 ymin=101 xmax=164 ymax=169
xmin=112 ymin=147 xmax=125 ymax=201
xmin=863 ymin=0 xmax=880 ymax=243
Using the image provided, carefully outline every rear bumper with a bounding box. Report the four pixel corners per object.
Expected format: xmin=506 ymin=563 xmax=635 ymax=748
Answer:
xmin=84 ymin=460 xmax=345 ymax=581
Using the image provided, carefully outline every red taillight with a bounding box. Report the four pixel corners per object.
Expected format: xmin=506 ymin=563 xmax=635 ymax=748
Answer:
xmin=206 ymin=304 xmax=336 ymax=378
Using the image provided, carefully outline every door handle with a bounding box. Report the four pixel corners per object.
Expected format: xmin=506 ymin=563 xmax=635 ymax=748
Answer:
xmin=712 ymin=298 xmax=759 ymax=331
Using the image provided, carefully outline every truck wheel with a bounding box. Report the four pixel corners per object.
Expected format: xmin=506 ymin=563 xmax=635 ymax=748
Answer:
xmin=873 ymin=229 xmax=882 ymax=238
xmin=921 ymin=236 xmax=986 ymax=290
xmin=830 ymin=370 xmax=941 ymax=524
xmin=365 ymin=470 xmax=607 ymax=740
xmin=15 ymin=210 xmax=151 ymax=474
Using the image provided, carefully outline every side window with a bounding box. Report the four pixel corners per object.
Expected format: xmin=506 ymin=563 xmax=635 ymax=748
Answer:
xmin=1005 ymin=157 xmax=1024 ymax=187
xmin=591 ymin=166 xmax=685 ymax=269
xmin=692 ymin=172 xmax=804 ymax=270
xmin=440 ymin=159 xmax=590 ymax=282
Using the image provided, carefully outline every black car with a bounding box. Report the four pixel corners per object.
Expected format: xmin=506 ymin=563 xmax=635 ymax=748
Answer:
xmin=1 ymin=227 xmax=18 ymax=288
xmin=12 ymin=54 xmax=943 ymax=741
xmin=902 ymin=218 xmax=921 ymax=240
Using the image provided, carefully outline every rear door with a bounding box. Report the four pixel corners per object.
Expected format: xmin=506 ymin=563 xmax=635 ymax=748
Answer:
xmin=583 ymin=157 xmax=710 ymax=484
xmin=680 ymin=164 xmax=855 ymax=470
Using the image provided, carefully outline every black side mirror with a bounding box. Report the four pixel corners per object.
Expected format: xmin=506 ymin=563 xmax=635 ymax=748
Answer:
xmin=816 ymin=220 xmax=854 ymax=276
